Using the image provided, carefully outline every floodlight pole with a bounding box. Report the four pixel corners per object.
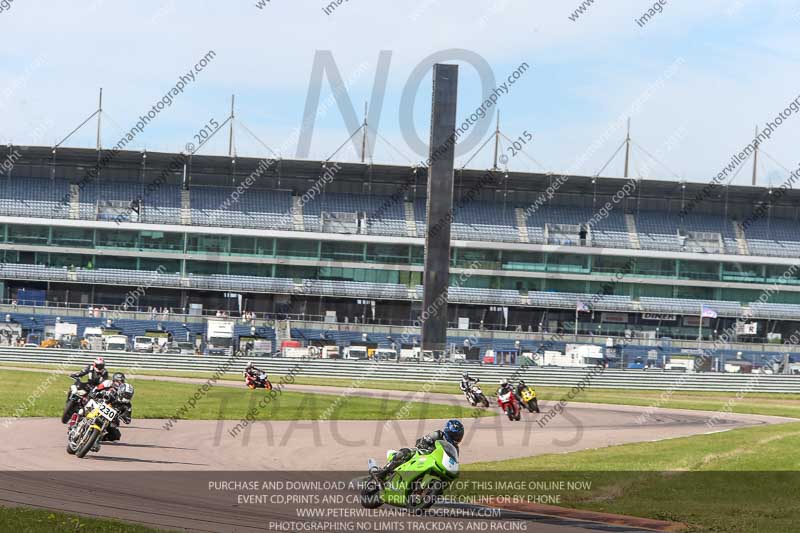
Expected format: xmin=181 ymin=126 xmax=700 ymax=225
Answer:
xmin=361 ymin=101 xmax=368 ymax=163
xmin=96 ymin=88 xmax=103 ymax=150
xmin=623 ymin=117 xmax=631 ymax=178
xmin=698 ymin=306 xmax=703 ymax=348
xmin=492 ymin=110 xmax=500 ymax=170
xmin=228 ymin=95 xmax=235 ymax=157
xmin=752 ymin=124 xmax=758 ymax=186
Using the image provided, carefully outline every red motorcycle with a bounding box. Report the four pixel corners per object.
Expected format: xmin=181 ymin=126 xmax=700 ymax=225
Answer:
xmin=245 ymin=371 xmax=272 ymax=390
xmin=497 ymin=389 xmax=521 ymax=421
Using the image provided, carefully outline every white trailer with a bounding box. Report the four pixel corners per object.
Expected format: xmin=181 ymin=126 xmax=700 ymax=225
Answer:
xmin=342 ymin=346 xmax=368 ymax=360
xmin=206 ymin=319 xmax=235 ymax=356
xmin=665 ymin=355 xmax=696 ymax=372
xmin=54 ymin=322 xmax=78 ymax=340
xmin=283 ymin=346 xmax=311 ymax=358
xmin=542 ymin=345 xmax=604 ymax=367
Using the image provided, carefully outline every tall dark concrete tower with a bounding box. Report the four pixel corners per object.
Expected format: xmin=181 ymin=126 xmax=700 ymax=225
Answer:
xmin=421 ymin=63 xmax=458 ymax=354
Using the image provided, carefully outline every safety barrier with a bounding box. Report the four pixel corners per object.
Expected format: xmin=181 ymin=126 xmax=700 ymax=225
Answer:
xmin=2 ymin=347 xmax=800 ymax=393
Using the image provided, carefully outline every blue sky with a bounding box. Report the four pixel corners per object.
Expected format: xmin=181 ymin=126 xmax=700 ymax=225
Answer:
xmin=1 ymin=0 xmax=798 ymax=185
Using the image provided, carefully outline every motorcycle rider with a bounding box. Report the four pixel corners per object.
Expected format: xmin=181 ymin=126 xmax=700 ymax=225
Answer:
xmin=87 ymin=374 xmax=134 ymax=444
xmin=515 ymin=379 xmax=529 ymax=403
xmin=459 ymin=372 xmax=480 ymax=405
xmin=69 ymin=357 xmax=108 ymax=391
xmin=497 ymin=378 xmax=515 ymax=397
xmin=244 ymin=361 xmax=267 ymax=385
xmin=372 ymin=419 xmax=464 ymax=482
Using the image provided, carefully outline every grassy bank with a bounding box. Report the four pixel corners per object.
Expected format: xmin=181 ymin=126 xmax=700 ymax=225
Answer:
xmin=0 ymin=507 xmax=171 ymax=533
xmin=4 ymin=361 xmax=800 ymax=418
xmin=464 ymin=422 xmax=800 ymax=532
xmin=0 ymin=369 xmax=492 ymax=421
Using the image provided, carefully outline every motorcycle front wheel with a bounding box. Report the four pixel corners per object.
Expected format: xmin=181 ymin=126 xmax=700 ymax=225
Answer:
xmin=506 ymin=407 xmax=514 ymax=421
xmin=75 ymin=427 xmax=101 ymax=458
xmin=406 ymin=480 xmax=444 ymax=513
xmin=480 ymin=395 xmax=489 ymax=408
xmin=360 ymin=479 xmax=383 ymax=509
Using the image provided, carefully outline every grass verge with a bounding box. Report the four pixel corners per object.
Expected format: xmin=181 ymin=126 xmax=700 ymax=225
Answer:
xmin=0 ymin=369 xmax=493 ymax=421
xmin=0 ymin=506 xmax=171 ymax=532
xmin=463 ymin=422 xmax=800 ymax=532
xmin=4 ymin=361 xmax=800 ymax=418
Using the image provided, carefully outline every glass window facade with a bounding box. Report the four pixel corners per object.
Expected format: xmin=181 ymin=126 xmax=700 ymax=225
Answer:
xmin=1 ymin=222 xmax=799 ymax=304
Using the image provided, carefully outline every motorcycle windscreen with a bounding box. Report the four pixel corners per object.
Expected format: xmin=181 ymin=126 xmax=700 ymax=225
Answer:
xmin=437 ymin=440 xmax=459 ymax=474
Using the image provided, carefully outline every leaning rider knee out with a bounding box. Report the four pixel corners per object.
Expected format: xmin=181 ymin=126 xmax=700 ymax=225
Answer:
xmin=373 ymin=419 xmax=464 ymax=481
xmin=87 ymin=372 xmax=135 ymax=443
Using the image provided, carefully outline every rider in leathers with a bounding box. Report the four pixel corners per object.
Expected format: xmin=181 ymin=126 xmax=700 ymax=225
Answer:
xmin=497 ymin=379 xmax=517 ymax=400
xmin=88 ymin=375 xmax=133 ymax=443
xmin=515 ymin=380 xmax=530 ymax=403
xmin=69 ymin=357 xmax=108 ymax=391
xmin=373 ymin=420 xmax=464 ymax=481
xmin=459 ymin=372 xmax=480 ymax=404
xmin=244 ymin=361 xmax=268 ymax=386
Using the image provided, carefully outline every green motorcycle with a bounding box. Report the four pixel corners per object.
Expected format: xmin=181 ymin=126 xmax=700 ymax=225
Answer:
xmin=361 ymin=440 xmax=460 ymax=512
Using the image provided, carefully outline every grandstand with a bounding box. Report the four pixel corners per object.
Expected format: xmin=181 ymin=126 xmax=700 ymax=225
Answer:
xmin=2 ymin=145 xmax=800 ymax=350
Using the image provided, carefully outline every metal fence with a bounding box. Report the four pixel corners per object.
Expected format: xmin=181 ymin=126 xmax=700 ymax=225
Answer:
xmin=2 ymin=347 xmax=799 ymax=393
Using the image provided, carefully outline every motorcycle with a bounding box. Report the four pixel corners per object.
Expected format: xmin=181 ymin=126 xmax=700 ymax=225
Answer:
xmin=520 ymin=386 xmax=540 ymax=413
xmin=465 ymin=384 xmax=490 ymax=408
xmin=61 ymin=379 xmax=90 ymax=424
xmin=245 ymin=371 xmax=272 ymax=390
xmin=497 ymin=389 xmax=521 ymax=421
xmin=361 ymin=440 xmax=459 ymax=512
xmin=66 ymin=398 xmax=118 ymax=458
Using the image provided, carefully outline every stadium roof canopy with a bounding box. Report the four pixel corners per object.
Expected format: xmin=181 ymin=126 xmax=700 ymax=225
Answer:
xmin=8 ymin=144 xmax=799 ymax=217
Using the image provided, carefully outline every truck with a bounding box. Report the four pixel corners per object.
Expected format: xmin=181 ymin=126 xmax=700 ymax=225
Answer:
xmin=54 ymin=322 xmax=78 ymax=341
xmin=83 ymin=327 xmax=105 ymax=351
xmin=540 ymin=345 xmax=605 ymax=367
xmin=0 ymin=322 xmax=23 ymax=346
xmin=664 ymin=355 xmax=696 ymax=372
xmin=399 ymin=346 xmax=421 ymax=362
xmin=103 ymin=335 xmax=129 ymax=352
xmin=206 ymin=319 xmax=235 ymax=356
xmin=249 ymin=339 xmax=274 ymax=357
xmin=133 ymin=336 xmax=155 ymax=353
xmin=342 ymin=346 xmax=369 ymax=360
xmin=318 ymin=345 xmax=339 ymax=359
xmin=283 ymin=346 xmax=310 ymax=358
xmin=373 ymin=348 xmax=398 ymax=361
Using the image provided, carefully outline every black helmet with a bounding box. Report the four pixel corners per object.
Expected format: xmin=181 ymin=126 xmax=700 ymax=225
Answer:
xmin=518 ymin=380 xmax=526 ymax=387
xmin=93 ymin=357 xmax=105 ymax=371
xmin=112 ymin=372 xmax=126 ymax=384
xmin=443 ymin=419 xmax=464 ymax=445
xmin=462 ymin=372 xmax=470 ymax=379
xmin=117 ymin=383 xmax=134 ymax=403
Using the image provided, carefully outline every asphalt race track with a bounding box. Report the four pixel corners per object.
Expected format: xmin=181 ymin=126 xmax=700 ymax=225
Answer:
xmin=0 ymin=380 xmax=794 ymax=532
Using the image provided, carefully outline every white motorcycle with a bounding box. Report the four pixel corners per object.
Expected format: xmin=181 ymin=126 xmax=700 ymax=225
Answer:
xmin=465 ymin=384 xmax=490 ymax=407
